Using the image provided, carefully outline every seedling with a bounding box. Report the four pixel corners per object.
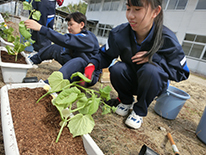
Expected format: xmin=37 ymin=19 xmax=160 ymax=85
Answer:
xmin=0 ymin=0 xmax=41 ymax=61
xmin=0 ymin=23 xmax=14 ymax=41
xmin=21 ymin=0 xmax=41 ymax=41
xmin=37 ymin=71 xmax=117 ymax=142
xmin=1 ymin=12 xmax=10 ymax=22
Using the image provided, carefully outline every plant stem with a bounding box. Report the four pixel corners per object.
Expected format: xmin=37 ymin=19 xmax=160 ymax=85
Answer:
xmin=55 ymin=120 xmax=67 ymax=143
xmin=36 ymin=92 xmax=51 ymax=103
xmin=15 ymin=54 xmax=17 ymax=62
xmin=28 ymin=0 xmax=34 ymax=19
xmin=71 ymin=105 xmax=84 ymax=113
xmin=73 ymin=83 xmax=99 ymax=94
xmin=102 ymin=100 xmax=112 ymax=108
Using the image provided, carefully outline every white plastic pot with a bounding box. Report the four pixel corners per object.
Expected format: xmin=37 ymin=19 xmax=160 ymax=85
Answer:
xmin=1 ymin=82 xmax=104 ymax=155
xmin=0 ymin=46 xmax=34 ymax=83
xmin=0 ymin=37 xmax=14 ymax=47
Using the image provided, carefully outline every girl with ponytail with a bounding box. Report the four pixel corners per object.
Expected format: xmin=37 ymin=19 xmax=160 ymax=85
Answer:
xmin=87 ymin=0 xmax=190 ymax=129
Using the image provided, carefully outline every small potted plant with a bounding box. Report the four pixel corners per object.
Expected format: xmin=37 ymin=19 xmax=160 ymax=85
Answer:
xmin=0 ymin=22 xmax=15 ymax=47
xmin=0 ymin=0 xmax=41 ymax=83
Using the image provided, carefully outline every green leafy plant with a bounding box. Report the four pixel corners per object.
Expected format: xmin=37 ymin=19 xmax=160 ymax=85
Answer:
xmin=5 ymin=37 xmax=31 ymax=61
xmin=0 ymin=0 xmax=41 ymax=61
xmin=0 ymin=22 xmax=28 ymax=61
xmin=0 ymin=22 xmax=14 ymax=41
xmin=37 ymin=71 xmax=117 ymax=142
xmin=20 ymin=0 xmax=41 ymax=42
xmin=1 ymin=12 xmax=10 ymax=22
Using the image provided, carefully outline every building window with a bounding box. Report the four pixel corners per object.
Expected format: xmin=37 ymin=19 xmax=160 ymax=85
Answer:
xmin=97 ymin=24 xmax=113 ymax=38
xmin=87 ymin=24 xmax=96 ymax=34
xmin=196 ymin=0 xmax=206 ymax=9
xmin=163 ymin=0 xmax=188 ymax=10
xmin=122 ymin=0 xmax=127 ymax=10
xmin=88 ymin=0 xmax=101 ymax=11
xmin=203 ymin=50 xmax=206 ymax=60
xmin=102 ymin=0 xmax=120 ymax=11
xmin=182 ymin=33 xmax=206 ymax=60
xmin=162 ymin=0 xmax=169 ymax=10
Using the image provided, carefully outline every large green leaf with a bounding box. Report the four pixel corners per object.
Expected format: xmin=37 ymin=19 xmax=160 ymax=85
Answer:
xmin=19 ymin=21 xmax=32 ymax=39
xmin=78 ymin=95 xmax=100 ymax=115
xmin=32 ymin=10 xmax=41 ymax=21
xmin=3 ymin=27 xmax=13 ymax=35
xmin=48 ymin=71 xmax=70 ymax=92
xmin=23 ymin=1 xmax=32 ymax=11
xmin=68 ymin=113 xmax=95 ymax=137
xmin=52 ymin=99 xmax=68 ymax=120
xmin=54 ymin=87 xmax=80 ymax=105
xmin=55 ymin=92 xmax=78 ymax=108
xmin=76 ymin=95 xmax=88 ymax=113
xmin=7 ymin=35 xmax=15 ymax=42
xmin=99 ymin=85 xmax=112 ymax=101
xmin=61 ymin=86 xmax=81 ymax=95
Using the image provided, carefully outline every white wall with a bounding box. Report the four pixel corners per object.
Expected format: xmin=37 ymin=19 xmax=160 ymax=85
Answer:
xmin=86 ymin=0 xmax=206 ymax=76
xmin=163 ymin=0 xmax=206 ymax=76
xmin=86 ymin=0 xmax=127 ymax=28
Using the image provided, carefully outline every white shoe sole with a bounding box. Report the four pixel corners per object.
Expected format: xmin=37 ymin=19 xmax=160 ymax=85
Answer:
xmin=125 ymin=119 xmax=142 ymax=129
xmin=115 ymin=104 xmax=132 ymax=116
xmin=115 ymin=109 xmax=129 ymax=116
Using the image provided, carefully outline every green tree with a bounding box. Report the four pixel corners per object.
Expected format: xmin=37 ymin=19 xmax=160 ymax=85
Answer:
xmin=57 ymin=1 xmax=88 ymax=15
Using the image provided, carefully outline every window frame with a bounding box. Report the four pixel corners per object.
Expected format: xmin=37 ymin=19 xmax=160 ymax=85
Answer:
xmin=88 ymin=0 xmax=102 ymax=12
xmin=163 ymin=0 xmax=188 ymax=10
xmin=97 ymin=23 xmax=113 ymax=38
xmin=196 ymin=0 xmax=206 ymax=10
xmin=102 ymin=0 xmax=120 ymax=11
xmin=182 ymin=33 xmax=206 ymax=61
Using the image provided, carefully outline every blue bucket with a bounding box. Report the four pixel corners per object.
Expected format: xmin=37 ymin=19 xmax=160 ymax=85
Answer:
xmin=154 ymin=85 xmax=190 ymax=120
xmin=196 ymin=106 xmax=206 ymax=144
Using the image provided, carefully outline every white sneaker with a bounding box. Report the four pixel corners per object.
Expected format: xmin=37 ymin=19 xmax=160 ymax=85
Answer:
xmin=42 ymin=60 xmax=52 ymax=63
xmin=125 ymin=111 xmax=143 ymax=129
xmin=115 ymin=103 xmax=132 ymax=116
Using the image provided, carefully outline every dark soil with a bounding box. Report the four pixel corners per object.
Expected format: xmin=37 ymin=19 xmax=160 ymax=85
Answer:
xmin=8 ymin=87 xmax=87 ymax=155
xmin=1 ymin=50 xmax=27 ymax=64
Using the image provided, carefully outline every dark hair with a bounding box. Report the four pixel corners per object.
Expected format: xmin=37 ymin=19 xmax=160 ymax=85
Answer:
xmin=127 ymin=0 xmax=163 ymax=64
xmin=65 ymin=12 xmax=87 ymax=30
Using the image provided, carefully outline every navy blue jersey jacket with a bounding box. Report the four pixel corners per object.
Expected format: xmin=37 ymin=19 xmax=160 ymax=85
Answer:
xmin=90 ymin=23 xmax=189 ymax=82
xmin=39 ymin=26 xmax=99 ymax=59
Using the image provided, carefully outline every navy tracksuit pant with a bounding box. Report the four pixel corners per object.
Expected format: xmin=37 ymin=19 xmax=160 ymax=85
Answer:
xmin=31 ymin=0 xmax=56 ymax=51
xmin=31 ymin=44 xmax=101 ymax=86
xmin=109 ymin=61 xmax=169 ymax=116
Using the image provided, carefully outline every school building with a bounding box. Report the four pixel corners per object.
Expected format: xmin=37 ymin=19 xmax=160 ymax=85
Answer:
xmin=84 ymin=0 xmax=206 ymax=77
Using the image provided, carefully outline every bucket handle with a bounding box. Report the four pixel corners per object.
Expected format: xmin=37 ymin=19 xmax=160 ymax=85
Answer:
xmin=155 ymin=92 xmax=170 ymax=102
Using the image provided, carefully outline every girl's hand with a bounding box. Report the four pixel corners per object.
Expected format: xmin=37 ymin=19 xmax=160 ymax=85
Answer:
xmin=79 ymin=63 xmax=95 ymax=86
xmin=131 ymin=51 xmax=149 ymax=64
xmin=24 ymin=19 xmax=42 ymax=31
